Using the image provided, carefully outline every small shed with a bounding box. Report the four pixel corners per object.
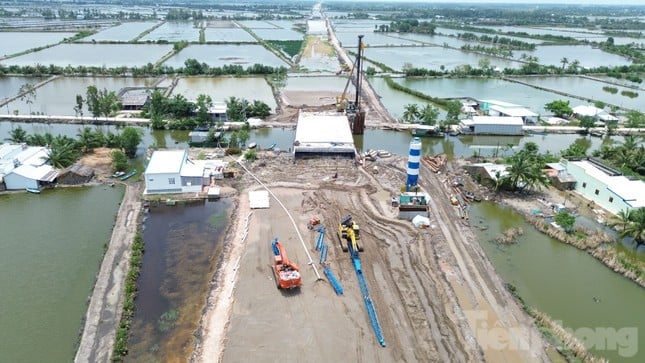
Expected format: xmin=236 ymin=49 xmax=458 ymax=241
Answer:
xmin=120 ymin=93 xmax=150 ymax=110
xmin=57 ymin=163 xmax=94 ymax=185
xmin=544 ymin=162 xmax=576 ymax=191
xmin=208 ymin=104 xmax=228 ymax=122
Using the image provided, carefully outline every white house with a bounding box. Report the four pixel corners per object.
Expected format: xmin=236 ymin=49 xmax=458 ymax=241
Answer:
xmin=572 ymin=105 xmax=618 ymax=124
xmin=144 ymin=149 xmax=206 ymax=195
xmin=0 ymin=144 xmax=58 ymax=190
xmin=563 ymin=158 xmax=645 ymax=215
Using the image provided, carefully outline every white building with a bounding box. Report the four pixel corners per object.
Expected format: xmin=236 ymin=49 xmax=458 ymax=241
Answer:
xmin=459 ymin=116 xmax=524 ymax=135
xmin=479 ymin=99 xmax=539 ymax=124
xmin=563 ymin=158 xmax=645 ymax=215
xmin=0 ymin=144 xmax=58 ymax=190
xmin=293 ymin=112 xmax=356 ymax=159
xmin=572 ymin=105 xmax=618 ymax=124
xmin=144 ymin=149 xmax=206 ymax=195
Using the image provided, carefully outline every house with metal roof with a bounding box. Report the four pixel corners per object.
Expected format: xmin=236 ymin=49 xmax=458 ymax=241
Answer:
xmin=572 ymin=105 xmax=618 ymax=124
xmin=293 ymin=112 xmax=356 ymax=159
xmin=459 ymin=116 xmax=524 ymax=135
xmin=0 ymin=144 xmax=58 ymax=190
xmin=144 ymin=149 xmax=206 ymax=194
xmin=562 ymin=158 xmax=644 ymax=215
xmin=478 ymin=99 xmax=539 ymax=124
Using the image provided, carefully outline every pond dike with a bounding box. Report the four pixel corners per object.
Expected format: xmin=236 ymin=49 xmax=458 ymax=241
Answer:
xmin=0 ymin=114 xmax=150 ymax=126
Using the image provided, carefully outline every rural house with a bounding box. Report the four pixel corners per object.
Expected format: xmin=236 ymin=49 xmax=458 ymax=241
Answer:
xmin=563 ymin=158 xmax=645 ymax=215
xmin=144 ymin=149 xmax=205 ymax=194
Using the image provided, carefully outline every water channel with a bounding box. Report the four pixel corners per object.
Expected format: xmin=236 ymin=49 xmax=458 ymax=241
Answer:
xmin=469 ymin=202 xmax=645 ymax=362
xmin=127 ymin=199 xmax=232 ymax=362
xmin=0 ymin=185 xmax=124 ymax=362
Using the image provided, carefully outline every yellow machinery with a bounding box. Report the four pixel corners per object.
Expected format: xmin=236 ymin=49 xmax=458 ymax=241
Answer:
xmin=336 ymin=35 xmax=365 ymax=114
xmin=338 ymin=215 xmax=364 ymax=253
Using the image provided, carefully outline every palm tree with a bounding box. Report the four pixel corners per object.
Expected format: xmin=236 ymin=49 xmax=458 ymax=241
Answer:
xmin=610 ymin=209 xmax=633 ymax=234
xmin=43 ymin=137 xmax=79 ymax=168
xmin=560 ymin=57 xmax=569 ymax=70
xmin=419 ymin=104 xmax=439 ymax=126
xmin=401 ymin=103 xmax=420 ymax=123
xmin=8 ymin=126 xmax=28 ymax=143
xmin=612 ymin=208 xmax=645 ymax=245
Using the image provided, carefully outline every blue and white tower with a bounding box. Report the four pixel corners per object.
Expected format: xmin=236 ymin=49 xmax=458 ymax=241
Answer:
xmin=406 ymin=137 xmax=422 ymax=191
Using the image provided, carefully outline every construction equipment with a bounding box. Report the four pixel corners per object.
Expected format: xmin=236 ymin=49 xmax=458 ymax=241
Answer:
xmin=307 ymin=216 xmax=321 ymax=230
xmin=337 ymin=215 xmax=363 ymax=253
xmin=337 ymin=215 xmax=386 ymax=346
xmin=336 ymin=35 xmax=364 ymax=113
xmin=336 ymin=35 xmax=366 ymax=135
xmin=271 ymin=238 xmax=302 ymax=289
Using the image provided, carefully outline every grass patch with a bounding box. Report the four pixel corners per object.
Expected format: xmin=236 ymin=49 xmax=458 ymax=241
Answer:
xmin=265 ymin=40 xmax=303 ymax=58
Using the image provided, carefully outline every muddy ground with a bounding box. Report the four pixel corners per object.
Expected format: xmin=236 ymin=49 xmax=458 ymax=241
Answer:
xmin=192 ymin=153 xmax=553 ymax=363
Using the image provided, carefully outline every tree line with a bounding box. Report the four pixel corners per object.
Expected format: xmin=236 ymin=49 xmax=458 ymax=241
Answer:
xmin=7 ymin=126 xmax=142 ymax=170
xmin=0 ymin=61 xmax=287 ymax=78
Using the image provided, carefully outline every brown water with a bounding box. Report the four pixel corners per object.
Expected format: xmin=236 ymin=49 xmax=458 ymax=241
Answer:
xmin=126 ymin=199 xmax=232 ymax=362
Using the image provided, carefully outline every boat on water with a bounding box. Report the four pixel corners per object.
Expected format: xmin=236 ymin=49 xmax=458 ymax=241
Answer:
xmin=247 ymin=142 xmax=257 ymax=149
xmin=25 ymin=187 xmax=41 ymax=194
xmin=266 ymin=143 xmax=277 ymax=150
xmin=119 ymin=170 xmax=137 ymax=181
xmin=271 ymin=238 xmax=302 ymax=289
xmin=411 ymin=125 xmax=445 ymax=138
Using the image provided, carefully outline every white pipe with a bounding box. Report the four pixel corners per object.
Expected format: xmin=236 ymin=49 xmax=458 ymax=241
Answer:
xmin=231 ymin=157 xmax=322 ymax=280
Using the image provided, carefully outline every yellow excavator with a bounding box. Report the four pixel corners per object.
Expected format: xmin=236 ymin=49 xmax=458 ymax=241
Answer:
xmin=338 ymin=215 xmax=364 ymax=253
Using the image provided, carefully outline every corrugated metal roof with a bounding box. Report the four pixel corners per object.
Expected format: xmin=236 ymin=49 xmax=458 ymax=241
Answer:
xmin=472 ymin=116 xmax=524 ymax=126
xmin=489 ymin=105 xmax=538 ymax=117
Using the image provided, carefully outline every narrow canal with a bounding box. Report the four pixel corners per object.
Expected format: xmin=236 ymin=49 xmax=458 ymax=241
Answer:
xmin=126 ymin=199 xmax=232 ymax=362
xmin=0 ymin=186 xmax=124 ymax=362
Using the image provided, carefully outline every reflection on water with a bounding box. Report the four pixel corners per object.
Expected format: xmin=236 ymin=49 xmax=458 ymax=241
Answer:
xmin=127 ymin=199 xmax=231 ymax=362
xmin=469 ymin=202 xmax=645 ymax=363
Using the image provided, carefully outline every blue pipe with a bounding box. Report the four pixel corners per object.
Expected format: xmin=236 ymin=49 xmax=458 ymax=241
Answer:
xmin=323 ymin=266 xmax=344 ymax=295
xmin=348 ymin=244 xmax=386 ymax=347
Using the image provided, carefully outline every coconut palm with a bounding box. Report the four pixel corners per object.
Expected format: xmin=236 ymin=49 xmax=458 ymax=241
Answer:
xmin=560 ymin=57 xmax=569 ymax=70
xmin=612 ymin=208 xmax=645 ymax=245
xmin=43 ymin=136 xmax=80 ymax=168
xmin=610 ymin=209 xmax=633 ymax=234
xmin=8 ymin=126 xmax=28 ymax=143
xmin=401 ymin=104 xmax=420 ymax=123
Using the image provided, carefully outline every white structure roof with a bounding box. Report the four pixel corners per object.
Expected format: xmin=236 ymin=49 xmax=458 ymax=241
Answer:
xmin=479 ymin=99 xmax=523 ymax=108
xmin=471 ymin=116 xmax=524 ymax=126
xmin=180 ymin=159 xmax=204 ymax=177
xmin=146 ymin=150 xmax=186 ymax=174
xmin=472 ymin=162 xmax=510 ymax=180
xmin=249 ymin=190 xmax=270 ymax=209
xmin=0 ymin=144 xmax=52 ymax=174
xmin=294 ymin=112 xmax=355 ymax=154
xmin=570 ymin=160 xmax=645 ymax=208
xmin=572 ymin=105 xmax=618 ymax=121
xmin=208 ymin=104 xmax=227 ymax=114
xmin=489 ymin=105 xmax=538 ymax=117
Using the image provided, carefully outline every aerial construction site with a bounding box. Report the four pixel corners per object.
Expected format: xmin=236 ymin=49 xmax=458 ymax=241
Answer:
xmin=189 ymin=31 xmax=552 ymax=363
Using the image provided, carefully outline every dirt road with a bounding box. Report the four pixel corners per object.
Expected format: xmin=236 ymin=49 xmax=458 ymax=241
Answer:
xmin=75 ymin=184 xmax=142 ymax=363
